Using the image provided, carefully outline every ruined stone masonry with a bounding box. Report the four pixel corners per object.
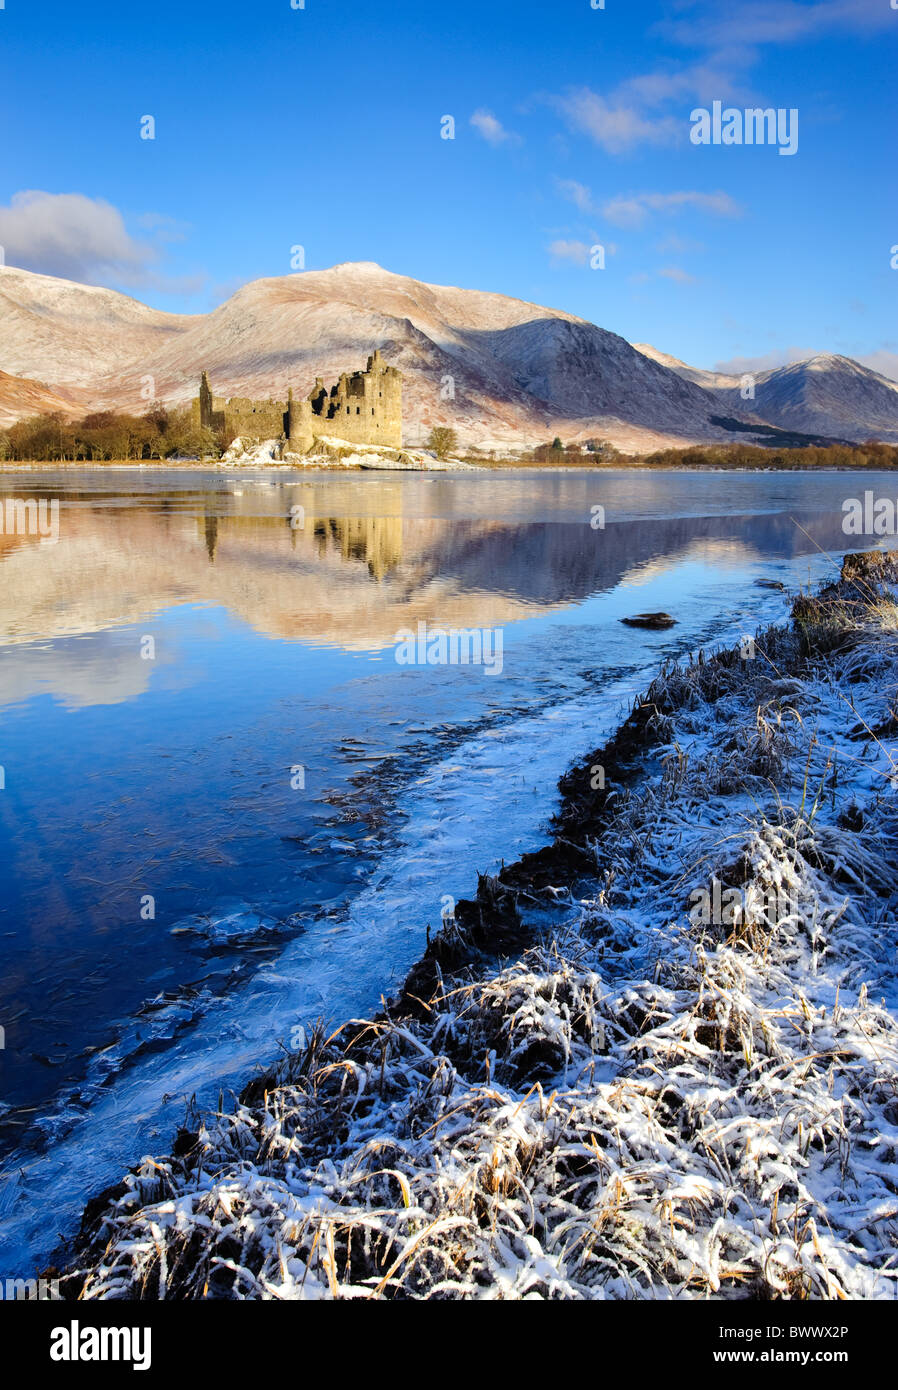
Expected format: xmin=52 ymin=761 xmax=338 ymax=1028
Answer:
xmin=191 ymin=351 xmax=402 ymax=452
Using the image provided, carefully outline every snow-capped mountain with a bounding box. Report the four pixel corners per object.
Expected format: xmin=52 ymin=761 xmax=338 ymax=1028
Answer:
xmin=632 ymin=343 xmax=898 ymax=445
xmin=0 ymin=264 xmax=193 ymax=387
xmin=0 ymin=262 xmax=737 ymax=450
xmin=712 ymin=355 xmax=898 ymax=444
xmin=0 ymin=260 xmax=894 ymax=448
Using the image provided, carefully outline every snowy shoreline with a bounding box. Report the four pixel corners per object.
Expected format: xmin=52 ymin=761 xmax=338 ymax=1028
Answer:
xmin=58 ymin=549 xmax=898 ymax=1299
xmin=3 ymin=451 xmax=897 ymax=477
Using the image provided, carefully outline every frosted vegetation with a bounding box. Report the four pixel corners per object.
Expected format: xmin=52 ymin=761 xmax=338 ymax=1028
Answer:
xmin=65 ymin=551 xmax=898 ymax=1299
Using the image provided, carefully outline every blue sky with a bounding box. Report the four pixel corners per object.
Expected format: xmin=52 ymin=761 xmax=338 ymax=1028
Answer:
xmin=1 ymin=0 xmax=896 ymax=374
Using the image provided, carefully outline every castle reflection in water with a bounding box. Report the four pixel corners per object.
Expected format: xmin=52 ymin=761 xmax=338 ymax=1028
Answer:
xmin=0 ymin=467 xmax=860 ymax=661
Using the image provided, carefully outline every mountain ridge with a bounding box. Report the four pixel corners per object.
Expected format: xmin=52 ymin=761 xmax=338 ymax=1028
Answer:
xmin=631 ymin=342 xmax=898 ymax=445
xmin=0 ymin=262 xmax=894 ymax=450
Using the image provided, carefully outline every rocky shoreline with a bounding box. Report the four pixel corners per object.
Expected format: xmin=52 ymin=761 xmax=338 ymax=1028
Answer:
xmin=55 ymin=549 xmax=898 ymax=1300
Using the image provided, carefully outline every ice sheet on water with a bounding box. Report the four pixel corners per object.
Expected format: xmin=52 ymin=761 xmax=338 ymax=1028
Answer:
xmin=169 ymin=909 xmax=286 ymax=945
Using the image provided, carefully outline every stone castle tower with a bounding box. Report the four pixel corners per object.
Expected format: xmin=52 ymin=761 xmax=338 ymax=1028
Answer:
xmin=192 ymin=351 xmax=402 ymax=453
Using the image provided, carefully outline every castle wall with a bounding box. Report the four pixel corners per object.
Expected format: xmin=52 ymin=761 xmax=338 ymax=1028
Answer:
xmin=220 ymin=398 xmax=288 ymax=442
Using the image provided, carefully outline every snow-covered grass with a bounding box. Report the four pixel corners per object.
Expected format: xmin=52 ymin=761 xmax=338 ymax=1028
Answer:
xmin=64 ymin=551 xmax=898 ymax=1300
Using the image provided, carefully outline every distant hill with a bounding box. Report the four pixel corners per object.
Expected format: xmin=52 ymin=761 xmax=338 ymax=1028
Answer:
xmin=632 ymin=344 xmax=898 ymax=445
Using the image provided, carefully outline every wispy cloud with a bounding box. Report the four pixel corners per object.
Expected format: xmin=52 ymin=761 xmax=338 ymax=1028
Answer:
xmin=659 ymin=0 xmax=894 ymax=51
xmin=712 ymin=345 xmax=898 ymax=381
xmin=547 ymin=239 xmax=592 ymax=266
xmin=658 ymin=266 xmax=697 ymax=284
xmin=548 ymin=50 xmax=752 ymax=157
xmin=555 ymin=178 xmax=595 ymax=213
xmin=628 ymin=265 xmax=698 ymax=287
xmin=656 ymin=232 xmax=706 ymax=254
xmin=614 ymin=59 xmax=749 ymax=110
xmin=714 ymin=347 xmax=821 ymax=375
xmin=860 ymin=350 xmax=898 ymax=384
xmin=135 ymin=212 xmax=191 ymax=244
xmin=548 ymin=2 xmax=883 ymax=161
xmin=0 ymin=190 xmax=157 ymax=284
xmin=553 ymin=88 xmax=680 ymax=154
xmin=470 ymin=109 xmax=519 ymax=146
xmin=601 ymin=190 xmax=742 ymax=228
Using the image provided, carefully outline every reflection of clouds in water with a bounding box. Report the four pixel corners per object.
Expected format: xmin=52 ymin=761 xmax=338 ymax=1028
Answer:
xmin=0 ymin=632 xmax=161 ymax=709
xmin=619 ymin=538 xmax=766 ymax=589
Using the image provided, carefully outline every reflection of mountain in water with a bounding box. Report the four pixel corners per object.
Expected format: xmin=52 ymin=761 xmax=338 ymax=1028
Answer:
xmin=412 ymin=509 xmax=846 ymax=609
xmin=0 ymin=479 xmax=852 ymax=671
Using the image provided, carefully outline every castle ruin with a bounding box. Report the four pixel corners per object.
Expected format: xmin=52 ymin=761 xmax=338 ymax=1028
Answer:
xmin=191 ymin=351 xmax=402 ymax=453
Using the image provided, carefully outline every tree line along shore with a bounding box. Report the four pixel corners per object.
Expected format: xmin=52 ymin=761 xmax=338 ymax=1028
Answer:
xmin=1 ymin=408 xmax=897 ymax=470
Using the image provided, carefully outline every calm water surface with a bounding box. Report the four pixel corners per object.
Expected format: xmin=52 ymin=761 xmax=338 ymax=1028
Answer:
xmin=0 ymin=465 xmax=886 ymax=1271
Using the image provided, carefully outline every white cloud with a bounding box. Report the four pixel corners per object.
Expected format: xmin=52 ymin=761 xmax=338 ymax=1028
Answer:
xmin=0 ymin=191 xmax=159 ymax=284
xmin=602 ymin=190 xmax=742 ymax=228
xmin=658 ymin=266 xmax=697 ymax=284
xmin=656 ymin=233 xmax=706 ymax=254
xmin=555 ymin=178 xmax=595 ymax=213
xmin=548 ymin=239 xmax=591 ymax=266
xmin=135 ymin=212 xmax=190 ymax=244
xmin=661 ymin=0 xmax=893 ymax=51
xmin=615 ymin=59 xmax=749 ymax=110
xmin=549 ymin=55 xmax=751 ymax=156
xmin=713 ymin=347 xmax=817 ymax=375
xmin=860 ymin=350 xmax=898 ymax=384
xmin=554 ymin=89 xmax=680 ymax=154
xmin=550 ymin=6 xmax=887 ymax=165
xmin=628 ymin=267 xmax=697 ymax=287
xmin=0 ymin=191 xmax=199 ymax=291
xmin=470 ymin=109 xmax=519 ymax=146
xmin=712 ymin=346 xmax=898 ymax=382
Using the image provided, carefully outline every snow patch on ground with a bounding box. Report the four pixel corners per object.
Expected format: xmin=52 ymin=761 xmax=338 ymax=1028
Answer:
xmin=217 ymin=435 xmax=478 ymax=470
xmin=218 ymin=437 xmax=285 ymax=466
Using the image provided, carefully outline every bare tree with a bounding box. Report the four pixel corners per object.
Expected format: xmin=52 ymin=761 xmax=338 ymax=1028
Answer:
xmin=427 ymin=426 xmax=458 ymax=460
